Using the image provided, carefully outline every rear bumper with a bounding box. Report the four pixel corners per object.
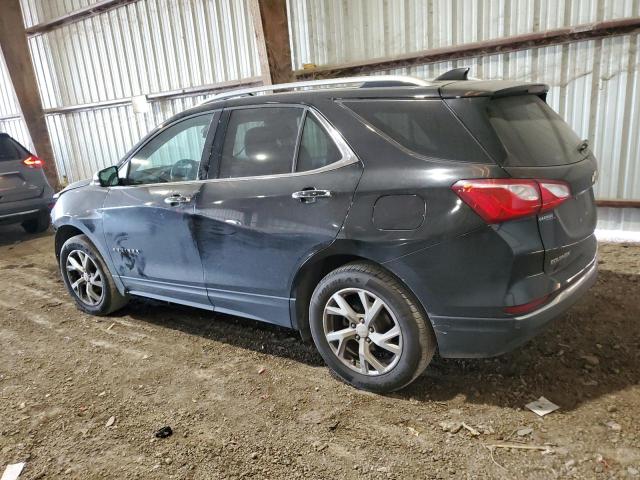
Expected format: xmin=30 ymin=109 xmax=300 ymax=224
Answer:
xmin=431 ymin=258 xmax=597 ymax=358
xmin=0 ymin=195 xmax=53 ymax=224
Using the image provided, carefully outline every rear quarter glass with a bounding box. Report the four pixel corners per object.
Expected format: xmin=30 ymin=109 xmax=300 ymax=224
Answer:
xmin=340 ymin=99 xmax=493 ymax=164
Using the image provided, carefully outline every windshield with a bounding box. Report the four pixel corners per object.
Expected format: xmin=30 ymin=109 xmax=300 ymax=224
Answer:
xmin=487 ymin=95 xmax=585 ymax=167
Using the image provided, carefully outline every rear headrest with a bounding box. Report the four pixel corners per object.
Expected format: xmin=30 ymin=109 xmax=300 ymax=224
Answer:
xmin=244 ymin=126 xmax=273 ymax=158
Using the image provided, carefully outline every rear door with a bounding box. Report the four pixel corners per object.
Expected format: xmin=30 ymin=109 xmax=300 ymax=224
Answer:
xmin=485 ymin=95 xmax=598 ymax=277
xmin=195 ymin=105 xmax=363 ymax=326
xmin=0 ymin=134 xmax=44 ymax=204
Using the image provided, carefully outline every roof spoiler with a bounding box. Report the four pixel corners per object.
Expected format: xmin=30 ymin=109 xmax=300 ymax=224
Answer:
xmin=439 ymin=81 xmax=549 ymax=99
xmin=491 ymin=84 xmax=549 ymax=98
xmin=435 ymin=67 xmax=470 ymax=81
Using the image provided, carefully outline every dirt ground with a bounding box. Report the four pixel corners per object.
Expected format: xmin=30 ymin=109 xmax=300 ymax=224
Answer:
xmin=0 ymin=225 xmax=639 ymax=480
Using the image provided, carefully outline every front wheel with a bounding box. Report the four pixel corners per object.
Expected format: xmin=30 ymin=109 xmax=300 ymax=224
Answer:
xmin=59 ymin=234 xmax=128 ymax=315
xmin=309 ymin=261 xmax=436 ymax=393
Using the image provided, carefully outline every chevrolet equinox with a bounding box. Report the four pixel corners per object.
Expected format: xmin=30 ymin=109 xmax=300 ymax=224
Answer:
xmin=52 ymin=72 xmax=598 ymax=392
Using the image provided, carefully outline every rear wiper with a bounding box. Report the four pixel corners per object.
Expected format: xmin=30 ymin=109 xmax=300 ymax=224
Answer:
xmin=578 ymin=139 xmax=589 ymax=153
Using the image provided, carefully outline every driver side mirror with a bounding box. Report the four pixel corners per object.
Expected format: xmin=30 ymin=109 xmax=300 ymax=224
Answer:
xmin=94 ymin=165 xmax=119 ymax=187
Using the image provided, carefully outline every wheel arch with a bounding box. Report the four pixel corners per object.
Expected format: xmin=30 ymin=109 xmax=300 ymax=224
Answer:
xmin=54 ymin=225 xmax=84 ymax=260
xmin=54 ymin=221 xmax=126 ymax=295
xmin=290 ymin=245 xmax=431 ymax=343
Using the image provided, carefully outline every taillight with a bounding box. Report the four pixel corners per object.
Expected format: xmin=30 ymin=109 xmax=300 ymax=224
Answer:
xmin=23 ymin=155 xmax=44 ymax=168
xmin=451 ymin=178 xmax=571 ymax=224
xmin=539 ymin=181 xmax=571 ymax=212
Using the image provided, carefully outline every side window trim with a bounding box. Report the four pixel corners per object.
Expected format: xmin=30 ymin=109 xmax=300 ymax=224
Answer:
xmin=206 ymin=108 xmax=231 ymax=181
xmin=197 ymin=110 xmax=222 ymax=180
xmin=115 ymin=110 xmax=220 ymax=187
xmin=291 ymin=109 xmax=308 ymax=173
xmin=207 ymin=104 xmax=358 ymax=181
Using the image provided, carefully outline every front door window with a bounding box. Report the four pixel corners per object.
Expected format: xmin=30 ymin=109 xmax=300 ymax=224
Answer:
xmin=126 ymin=113 xmax=214 ymax=185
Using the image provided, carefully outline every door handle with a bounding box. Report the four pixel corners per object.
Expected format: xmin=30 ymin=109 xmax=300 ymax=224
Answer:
xmin=164 ymin=194 xmax=191 ymax=205
xmin=291 ymin=188 xmax=332 ymax=203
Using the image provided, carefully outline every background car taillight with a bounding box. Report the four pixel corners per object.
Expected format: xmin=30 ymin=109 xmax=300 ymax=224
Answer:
xmin=452 ymin=178 xmax=571 ymax=224
xmin=23 ymin=155 xmax=44 ymax=168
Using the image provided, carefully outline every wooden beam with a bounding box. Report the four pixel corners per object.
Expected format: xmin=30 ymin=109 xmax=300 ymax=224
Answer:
xmin=296 ymin=17 xmax=640 ymax=79
xmin=249 ymin=0 xmax=293 ymax=85
xmin=596 ymin=200 xmax=640 ymax=208
xmin=24 ymin=0 xmax=140 ymax=36
xmin=0 ymin=0 xmax=59 ymax=189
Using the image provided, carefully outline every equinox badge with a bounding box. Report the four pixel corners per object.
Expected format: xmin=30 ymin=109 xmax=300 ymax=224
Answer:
xmin=113 ymin=247 xmax=140 ymax=255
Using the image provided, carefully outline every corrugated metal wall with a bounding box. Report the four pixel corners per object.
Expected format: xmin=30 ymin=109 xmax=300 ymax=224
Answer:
xmin=19 ymin=0 xmax=261 ymax=183
xmin=0 ymin=46 xmax=33 ymax=151
xmin=2 ymin=0 xmax=638 ymax=201
xmin=370 ymin=36 xmax=640 ymax=202
xmin=288 ymin=0 xmax=640 ymax=201
xmin=21 ymin=0 xmax=106 ymax=27
xmin=46 ymin=94 xmax=213 ymax=181
xmin=288 ymin=0 xmax=638 ymax=68
xmin=27 ymin=0 xmax=260 ymax=110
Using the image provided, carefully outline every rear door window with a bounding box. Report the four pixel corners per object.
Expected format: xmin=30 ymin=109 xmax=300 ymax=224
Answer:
xmin=0 ymin=135 xmax=28 ymax=162
xmin=296 ymin=113 xmax=341 ymax=172
xmin=342 ymin=99 xmax=490 ymax=163
xmin=486 ymin=95 xmax=584 ymax=166
xmin=218 ymin=107 xmax=304 ymax=179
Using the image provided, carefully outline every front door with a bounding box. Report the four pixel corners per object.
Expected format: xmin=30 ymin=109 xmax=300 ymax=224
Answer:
xmin=195 ymin=106 xmax=363 ymax=325
xmin=102 ymin=112 xmax=216 ymax=309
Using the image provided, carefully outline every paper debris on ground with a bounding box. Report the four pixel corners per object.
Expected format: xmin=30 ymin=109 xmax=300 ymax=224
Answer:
xmin=439 ymin=420 xmax=462 ymax=433
xmin=487 ymin=443 xmax=554 ymax=454
xmin=525 ymin=397 xmax=560 ymax=417
xmin=461 ymin=422 xmax=480 ymax=436
xmin=1 ymin=463 xmax=25 ymax=480
xmin=439 ymin=421 xmax=482 ymax=436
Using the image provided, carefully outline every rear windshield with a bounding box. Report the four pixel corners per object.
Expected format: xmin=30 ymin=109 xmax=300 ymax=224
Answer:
xmin=0 ymin=135 xmax=28 ymax=162
xmin=342 ymin=100 xmax=491 ymax=163
xmin=487 ymin=95 xmax=584 ymax=167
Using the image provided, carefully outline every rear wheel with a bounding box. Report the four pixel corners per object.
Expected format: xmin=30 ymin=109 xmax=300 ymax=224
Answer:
xmin=22 ymin=210 xmax=50 ymax=234
xmin=59 ymin=234 xmax=128 ymax=315
xmin=309 ymin=261 xmax=436 ymax=393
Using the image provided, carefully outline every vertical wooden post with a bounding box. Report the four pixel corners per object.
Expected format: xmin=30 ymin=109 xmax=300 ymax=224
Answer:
xmin=249 ymin=0 xmax=294 ymax=85
xmin=0 ymin=0 xmax=59 ymax=189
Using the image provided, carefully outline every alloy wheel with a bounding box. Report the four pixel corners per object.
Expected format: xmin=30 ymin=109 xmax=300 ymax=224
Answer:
xmin=322 ymin=288 xmax=402 ymax=375
xmin=65 ymin=250 xmax=104 ymax=306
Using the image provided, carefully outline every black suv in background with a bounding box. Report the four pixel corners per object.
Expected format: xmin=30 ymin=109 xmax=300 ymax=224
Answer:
xmin=0 ymin=133 xmax=53 ymax=233
xmin=51 ymin=73 xmax=597 ymax=392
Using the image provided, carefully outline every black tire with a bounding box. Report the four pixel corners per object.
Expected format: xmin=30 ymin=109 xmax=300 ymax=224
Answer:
xmin=22 ymin=210 xmax=50 ymax=234
xmin=59 ymin=234 xmax=128 ymax=315
xmin=309 ymin=261 xmax=436 ymax=393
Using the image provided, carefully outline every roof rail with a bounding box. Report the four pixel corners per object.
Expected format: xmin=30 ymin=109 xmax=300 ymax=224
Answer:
xmin=198 ymin=75 xmax=432 ymax=105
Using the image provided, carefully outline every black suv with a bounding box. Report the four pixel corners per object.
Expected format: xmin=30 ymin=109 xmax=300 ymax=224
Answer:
xmin=52 ymin=73 xmax=597 ymax=392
